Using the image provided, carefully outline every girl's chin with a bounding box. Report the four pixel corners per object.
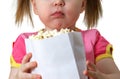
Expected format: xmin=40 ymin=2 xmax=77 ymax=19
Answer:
xmin=45 ymin=26 xmax=66 ymax=31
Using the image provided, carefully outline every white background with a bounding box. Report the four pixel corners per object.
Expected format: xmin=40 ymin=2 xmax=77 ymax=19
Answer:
xmin=0 ymin=0 xmax=120 ymax=79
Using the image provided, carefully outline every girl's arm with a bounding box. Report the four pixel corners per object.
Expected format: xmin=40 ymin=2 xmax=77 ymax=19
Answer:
xmin=9 ymin=53 xmax=41 ymax=79
xmin=9 ymin=67 xmax=18 ymax=79
xmin=84 ymin=58 xmax=120 ymax=79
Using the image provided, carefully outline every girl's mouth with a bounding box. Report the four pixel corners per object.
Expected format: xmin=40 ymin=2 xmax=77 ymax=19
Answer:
xmin=51 ymin=11 xmax=64 ymax=18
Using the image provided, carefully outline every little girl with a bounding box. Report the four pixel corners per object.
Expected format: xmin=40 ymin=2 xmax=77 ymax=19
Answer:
xmin=9 ymin=0 xmax=120 ymax=79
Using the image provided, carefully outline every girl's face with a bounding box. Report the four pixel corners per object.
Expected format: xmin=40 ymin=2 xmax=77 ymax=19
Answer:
xmin=31 ymin=0 xmax=86 ymax=30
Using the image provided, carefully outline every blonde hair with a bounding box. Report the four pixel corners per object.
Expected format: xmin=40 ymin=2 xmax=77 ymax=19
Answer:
xmin=15 ymin=0 xmax=33 ymax=26
xmin=15 ymin=0 xmax=102 ymax=29
xmin=84 ymin=0 xmax=102 ymax=29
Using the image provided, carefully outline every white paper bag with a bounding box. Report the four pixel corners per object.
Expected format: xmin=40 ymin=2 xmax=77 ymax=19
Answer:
xmin=25 ymin=32 xmax=88 ymax=79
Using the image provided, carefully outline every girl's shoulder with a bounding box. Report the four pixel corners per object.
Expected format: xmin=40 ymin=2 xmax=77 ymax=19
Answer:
xmin=13 ymin=31 xmax=38 ymax=46
xmin=18 ymin=31 xmax=38 ymax=39
xmin=81 ymin=29 xmax=100 ymax=35
xmin=80 ymin=29 xmax=101 ymax=40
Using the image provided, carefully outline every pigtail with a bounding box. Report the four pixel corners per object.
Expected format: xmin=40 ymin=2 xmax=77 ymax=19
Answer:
xmin=15 ymin=0 xmax=33 ymax=27
xmin=84 ymin=0 xmax=103 ymax=29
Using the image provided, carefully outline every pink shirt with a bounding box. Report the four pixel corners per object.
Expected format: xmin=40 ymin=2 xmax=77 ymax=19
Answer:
xmin=10 ymin=29 xmax=113 ymax=67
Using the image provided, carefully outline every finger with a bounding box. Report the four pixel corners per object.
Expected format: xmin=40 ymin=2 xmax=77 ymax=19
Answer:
xmin=83 ymin=69 xmax=98 ymax=79
xmin=22 ymin=53 xmax=32 ymax=64
xmin=21 ymin=61 xmax=38 ymax=72
xmin=86 ymin=60 xmax=97 ymax=71
xmin=21 ymin=73 xmax=42 ymax=79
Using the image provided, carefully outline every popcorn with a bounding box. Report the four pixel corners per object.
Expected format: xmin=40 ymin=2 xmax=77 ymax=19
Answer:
xmin=29 ymin=28 xmax=74 ymax=40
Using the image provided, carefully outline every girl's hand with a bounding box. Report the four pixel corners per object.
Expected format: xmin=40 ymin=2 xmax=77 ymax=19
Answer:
xmin=16 ymin=53 xmax=42 ymax=79
xmin=83 ymin=61 xmax=109 ymax=79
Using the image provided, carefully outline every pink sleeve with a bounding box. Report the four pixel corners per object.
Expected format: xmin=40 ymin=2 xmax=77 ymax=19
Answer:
xmin=94 ymin=30 xmax=113 ymax=62
xmin=10 ymin=33 xmax=26 ymax=68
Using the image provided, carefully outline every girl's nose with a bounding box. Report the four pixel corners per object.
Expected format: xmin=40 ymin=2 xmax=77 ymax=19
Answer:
xmin=53 ymin=0 xmax=65 ymax=6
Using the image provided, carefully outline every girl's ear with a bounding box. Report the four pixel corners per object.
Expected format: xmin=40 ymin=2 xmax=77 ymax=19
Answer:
xmin=80 ymin=0 xmax=86 ymax=13
xmin=30 ymin=0 xmax=38 ymax=15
